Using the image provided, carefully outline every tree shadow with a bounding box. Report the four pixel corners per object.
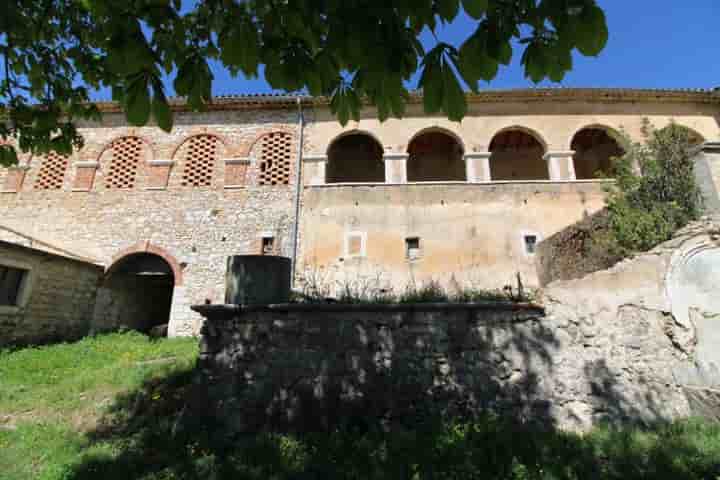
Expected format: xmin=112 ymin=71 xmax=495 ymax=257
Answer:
xmin=65 ymin=307 xmax=720 ymax=479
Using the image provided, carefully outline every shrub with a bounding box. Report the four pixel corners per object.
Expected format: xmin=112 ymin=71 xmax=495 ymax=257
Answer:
xmin=604 ymin=122 xmax=702 ymax=256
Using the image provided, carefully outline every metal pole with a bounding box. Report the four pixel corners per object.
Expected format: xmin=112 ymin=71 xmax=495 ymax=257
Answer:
xmin=290 ymin=96 xmax=304 ymax=285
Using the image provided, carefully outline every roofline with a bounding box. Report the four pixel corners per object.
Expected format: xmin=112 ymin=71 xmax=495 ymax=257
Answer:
xmin=92 ymin=88 xmax=720 ymax=113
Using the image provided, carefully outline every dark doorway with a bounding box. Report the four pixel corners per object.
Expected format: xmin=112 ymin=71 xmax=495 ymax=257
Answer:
xmin=100 ymin=253 xmax=175 ymax=335
xmin=407 ymin=130 xmax=466 ymax=182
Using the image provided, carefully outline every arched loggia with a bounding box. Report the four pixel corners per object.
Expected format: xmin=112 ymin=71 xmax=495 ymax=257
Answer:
xmin=407 ymin=129 xmax=466 ymax=182
xmin=326 ymin=132 xmax=385 ymax=183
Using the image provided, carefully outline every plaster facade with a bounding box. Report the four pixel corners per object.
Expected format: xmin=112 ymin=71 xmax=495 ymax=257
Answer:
xmin=0 ymin=89 xmax=718 ymax=336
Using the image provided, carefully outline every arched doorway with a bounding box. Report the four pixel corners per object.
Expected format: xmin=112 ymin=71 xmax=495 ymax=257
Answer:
xmin=326 ymin=132 xmax=385 ymax=183
xmin=571 ymin=128 xmax=625 ymax=179
xmin=100 ymin=252 xmax=176 ymax=334
xmin=407 ymin=130 xmax=465 ymax=181
xmin=489 ymin=129 xmax=548 ymax=180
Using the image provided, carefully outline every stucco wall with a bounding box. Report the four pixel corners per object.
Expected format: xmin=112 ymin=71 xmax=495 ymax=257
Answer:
xmin=298 ymin=182 xmax=608 ymax=293
xmin=194 ymin=218 xmax=720 ymax=432
xmin=0 ymin=242 xmax=104 ymax=347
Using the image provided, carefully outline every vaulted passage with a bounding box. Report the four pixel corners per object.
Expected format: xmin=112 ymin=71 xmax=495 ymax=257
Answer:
xmin=407 ymin=131 xmax=465 ymax=182
xmin=98 ymin=253 xmax=175 ymax=335
xmin=572 ymin=128 xmax=625 ymax=179
xmin=489 ymin=130 xmax=548 ymax=180
xmin=327 ymin=133 xmax=385 ymax=183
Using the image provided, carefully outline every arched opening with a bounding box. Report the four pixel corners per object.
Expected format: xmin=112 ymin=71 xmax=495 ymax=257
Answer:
xmin=571 ymin=127 xmax=626 ymax=179
xmin=489 ymin=129 xmax=548 ymax=180
xmin=658 ymin=124 xmax=705 ymax=147
xmin=100 ymin=253 xmax=175 ymax=335
xmin=326 ymin=133 xmax=385 ymax=183
xmin=407 ymin=130 xmax=465 ymax=182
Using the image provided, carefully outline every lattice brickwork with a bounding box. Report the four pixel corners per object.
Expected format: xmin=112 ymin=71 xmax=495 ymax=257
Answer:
xmin=105 ymin=137 xmax=144 ymax=189
xmin=34 ymin=152 xmax=69 ymax=190
xmin=258 ymin=133 xmax=293 ymax=186
xmin=182 ymin=135 xmax=218 ymax=187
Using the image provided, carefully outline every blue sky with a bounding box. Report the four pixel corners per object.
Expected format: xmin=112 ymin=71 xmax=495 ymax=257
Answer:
xmin=207 ymin=1 xmax=720 ymax=96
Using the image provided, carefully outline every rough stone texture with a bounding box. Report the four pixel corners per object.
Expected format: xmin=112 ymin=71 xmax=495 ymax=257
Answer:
xmin=535 ymin=209 xmax=621 ymax=286
xmin=194 ymin=218 xmax=720 ymax=432
xmin=0 ymin=241 xmax=104 ymax=348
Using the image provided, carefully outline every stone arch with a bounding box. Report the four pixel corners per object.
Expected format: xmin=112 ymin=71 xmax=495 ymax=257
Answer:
xmin=570 ymin=125 xmax=627 ymax=179
xmin=107 ymin=241 xmax=183 ymax=286
xmin=96 ymin=136 xmax=155 ymax=190
xmin=326 ymin=131 xmax=385 ymax=183
xmin=406 ymin=127 xmax=466 ymax=181
xmin=489 ymin=127 xmax=548 ymax=180
xmin=240 ymin=127 xmax=296 ymax=158
xmin=169 ymin=133 xmax=228 ymax=188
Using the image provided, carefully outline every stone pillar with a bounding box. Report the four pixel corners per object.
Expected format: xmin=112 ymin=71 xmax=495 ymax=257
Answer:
xmin=692 ymin=142 xmax=720 ymax=214
xmin=384 ymin=153 xmax=408 ymax=184
xmin=464 ymin=152 xmax=492 ymax=183
xmin=224 ymin=157 xmax=250 ymax=188
xmin=2 ymin=165 xmax=29 ymax=193
xmin=146 ymin=160 xmax=174 ymax=190
xmin=303 ymin=154 xmax=328 ymax=186
xmin=543 ymin=150 xmax=576 ymax=181
xmin=72 ymin=161 xmax=98 ymax=191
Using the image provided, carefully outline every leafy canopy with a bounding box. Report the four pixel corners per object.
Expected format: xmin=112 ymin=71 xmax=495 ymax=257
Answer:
xmin=0 ymin=0 xmax=608 ymax=166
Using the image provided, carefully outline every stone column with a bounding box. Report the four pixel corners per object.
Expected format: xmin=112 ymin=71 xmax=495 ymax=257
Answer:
xmin=72 ymin=161 xmax=99 ymax=191
xmin=464 ymin=152 xmax=492 ymax=183
xmin=303 ymin=154 xmax=328 ymax=186
xmin=692 ymin=142 xmax=720 ymax=214
xmin=543 ymin=150 xmax=576 ymax=181
xmin=146 ymin=160 xmax=174 ymax=190
xmin=1 ymin=165 xmax=29 ymax=193
xmin=224 ymin=157 xmax=250 ymax=188
xmin=384 ymin=153 xmax=408 ymax=184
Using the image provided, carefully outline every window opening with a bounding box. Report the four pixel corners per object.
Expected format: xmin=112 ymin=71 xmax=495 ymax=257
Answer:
xmin=0 ymin=265 xmax=28 ymax=306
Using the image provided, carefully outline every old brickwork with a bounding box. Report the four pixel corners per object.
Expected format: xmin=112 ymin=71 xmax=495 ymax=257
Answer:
xmin=0 ymin=108 xmax=299 ymax=336
xmin=0 ymin=241 xmax=104 ymax=347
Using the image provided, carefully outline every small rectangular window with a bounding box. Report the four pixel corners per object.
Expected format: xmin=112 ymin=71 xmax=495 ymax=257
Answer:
xmin=406 ymin=237 xmax=421 ymax=259
xmin=0 ymin=265 xmax=28 ymax=306
xmin=347 ymin=235 xmax=363 ymax=256
xmin=261 ymin=237 xmax=275 ymax=255
xmin=524 ymin=235 xmax=538 ymax=255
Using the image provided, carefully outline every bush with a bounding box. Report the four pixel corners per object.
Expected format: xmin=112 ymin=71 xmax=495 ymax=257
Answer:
xmin=604 ymin=122 xmax=702 ymax=256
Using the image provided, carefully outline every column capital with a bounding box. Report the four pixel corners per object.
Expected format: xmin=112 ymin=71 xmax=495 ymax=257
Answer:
xmin=148 ymin=159 xmax=175 ymax=167
xmin=383 ymin=153 xmax=409 ymax=161
xmin=74 ymin=161 xmax=99 ymax=168
xmin=225 ymin=157 xmax=250 ymax=165
xmin=303 ymin=154 xmax=328 ymax=163
xmin=542 ymin=150 xmax=576 ymax=161
xmin=464 ymin=151 xmax=492 ymax=160
xmin=690 ymin=141 xmax=720 ymax=156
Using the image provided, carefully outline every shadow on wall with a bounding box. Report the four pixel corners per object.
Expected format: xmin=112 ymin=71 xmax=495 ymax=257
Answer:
xmin=190 ymin=303 xmax=690 ymax=434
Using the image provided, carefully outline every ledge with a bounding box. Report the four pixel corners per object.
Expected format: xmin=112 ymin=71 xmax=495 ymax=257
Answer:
xmin=192 ymin=301 xmax=545 ymax=318
xmin=305 ymin=179 xmax=614 ymax=188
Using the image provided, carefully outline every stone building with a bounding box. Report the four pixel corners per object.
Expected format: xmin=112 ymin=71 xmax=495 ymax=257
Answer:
xmin=1 ymin=88 xmax=719 ymax=338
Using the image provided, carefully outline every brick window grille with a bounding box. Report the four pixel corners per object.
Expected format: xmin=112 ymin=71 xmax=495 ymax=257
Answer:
xmin=105 ymin=137 xmax=144 ymax=189
xmin=258 ymin=133 xmax=293 ymax=186
xmin=34 ymin=151 xmax=69 ymax=190
xmin=182 ymin=135 xmax=219 ymax=187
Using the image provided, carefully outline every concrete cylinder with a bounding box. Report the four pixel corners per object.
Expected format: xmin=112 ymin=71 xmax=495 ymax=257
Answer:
xmin=225 ymin=255 xmax=291 ymax=305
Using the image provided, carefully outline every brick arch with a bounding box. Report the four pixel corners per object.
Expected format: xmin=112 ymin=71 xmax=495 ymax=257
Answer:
xmin=238 ymin=127 xmax=296 ymax=157
xmin=169 ymin=132 xmax=230 ymax=161
xmin=106 ymin=241 xmax=184 ymax=286
xmin=96 ymin=135 xmax=157 ymax=164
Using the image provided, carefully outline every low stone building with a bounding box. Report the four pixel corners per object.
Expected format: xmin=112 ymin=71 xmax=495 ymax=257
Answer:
xmin=1 ymin=88 xmax=719 ymax=338
xmin=0 ymin=236 xmax=104 ymax=347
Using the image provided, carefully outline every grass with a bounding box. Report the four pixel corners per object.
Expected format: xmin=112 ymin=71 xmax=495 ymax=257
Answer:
xmin=1 ymin=332 xmax=720 ymax=479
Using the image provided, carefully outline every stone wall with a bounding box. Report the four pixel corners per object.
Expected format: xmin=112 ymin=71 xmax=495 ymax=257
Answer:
xmin=0 ymin=109 xmax=300 ymax=336
xmin=194 ymin=218 xmax=720 ymax=432
xmin=298 ymin=182 xmax=607 ymax=292
xmin=0 ymin=241 xmax=104 ymax=347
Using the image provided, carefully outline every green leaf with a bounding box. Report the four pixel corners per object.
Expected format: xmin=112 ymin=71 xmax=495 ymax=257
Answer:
xmin=437 ymin=0 xmax=460 ymax=22
xmin=419 ymin=49 xmax=444 ymax=114
xmin=152 ymin=88 xmax=173 ymax=132
xmin=462 ymin=0 xmax=488 ymax=19
xmin=442 ymin=65 xmax=466 ymax=122
xmin=0 ymin=145 xmax=18 ymax=167
xmin=125 ymin=75 xmax=151 ymax=126
xmin=576 ymin=5 xmax=608 ymax=56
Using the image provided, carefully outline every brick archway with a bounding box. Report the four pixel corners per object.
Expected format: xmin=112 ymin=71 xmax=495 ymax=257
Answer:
xmin=107 ymin=241 xmax=184 ymax=286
